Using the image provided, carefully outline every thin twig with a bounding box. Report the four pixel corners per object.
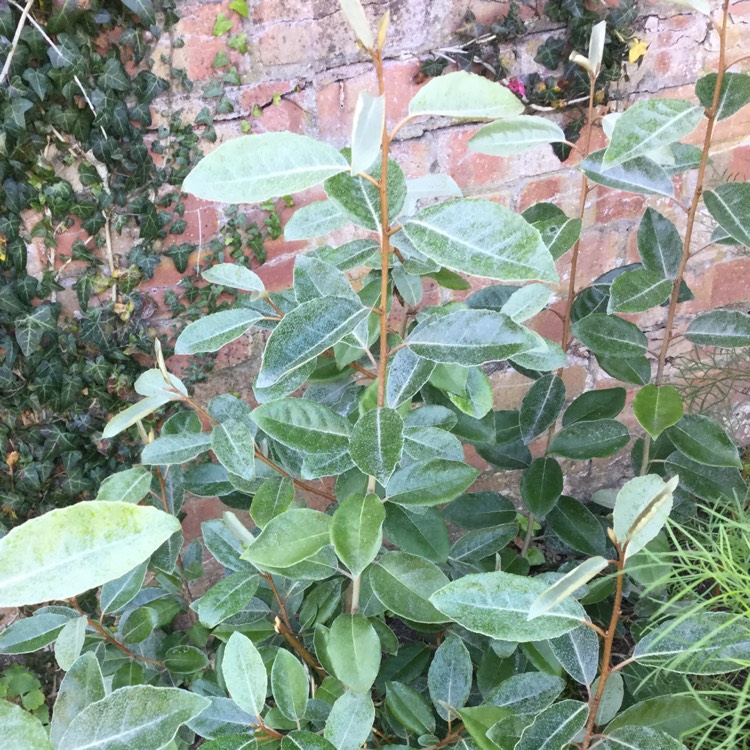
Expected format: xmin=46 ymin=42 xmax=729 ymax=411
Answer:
xmin=0 ymin=0 xmax=35 ymax=85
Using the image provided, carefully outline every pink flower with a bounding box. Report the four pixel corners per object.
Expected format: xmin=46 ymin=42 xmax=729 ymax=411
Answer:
xmin=507 ymin=77 xmax=526 ymax=99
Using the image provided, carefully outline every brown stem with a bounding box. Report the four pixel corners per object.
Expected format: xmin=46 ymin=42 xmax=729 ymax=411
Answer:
xmin=264 ymin=296 xmax=285 ymax=317
xmin=374 ymin=48 xmax=392 ymax=409
xmin=273 ymin=616 xmax=327 ymax=679
xmin=581 ymin=547 xmax=626 ymax=749
xmin=641 ymin=0 xmax=731 ymax=474
xmin=70 ymin=598 xmax=164 ymax=668
xmin=559 ymin=75 xmax=598 ymax=354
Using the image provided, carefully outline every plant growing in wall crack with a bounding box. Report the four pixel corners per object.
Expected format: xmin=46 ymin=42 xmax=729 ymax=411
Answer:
xmin=2 ymin=1 xmax=750 ymax=748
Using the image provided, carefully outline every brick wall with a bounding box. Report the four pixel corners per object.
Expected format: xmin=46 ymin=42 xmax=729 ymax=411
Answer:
xmin=33 ymin=1 xmax=750 ymax=414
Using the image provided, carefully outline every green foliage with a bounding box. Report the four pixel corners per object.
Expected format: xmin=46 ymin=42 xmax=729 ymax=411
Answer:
xmin=1 ymin=3 xmax=749 ymax=750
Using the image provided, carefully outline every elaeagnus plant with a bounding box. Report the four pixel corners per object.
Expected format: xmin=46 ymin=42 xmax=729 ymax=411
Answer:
xmin=1 ymin=1 xmax=750 ymax=749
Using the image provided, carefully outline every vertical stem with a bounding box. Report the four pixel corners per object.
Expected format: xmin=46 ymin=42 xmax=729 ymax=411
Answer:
xmin=374 ymin=49 xmax=391 ymax=409
xmin=520 ymin=513 xmax=535 ymax=557
xmin=559 ymin=75 xmax=598 ymax=354
xmin=640 ymin=0 xmax=731 ymax=474
xmin=350 ymin=575 xmax=361 ymax=614
xmin=581 ymin=547 xmax=626 ymax=749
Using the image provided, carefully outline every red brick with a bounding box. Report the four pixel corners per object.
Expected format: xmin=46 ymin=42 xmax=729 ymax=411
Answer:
xmin=517 ymin=175 xmax=564 ymax=213
xmin=256 ymin=252 xmax=297 ymax=290
xmin=595 ymin=189 xmax=647 ymax=224
xmin=711 ymin=258 xmax=750 ymax=307
xmin=256 ymin=22 xmax=317 ymax=68
xmin=389 ymin=139 xmax=432 ymax=179
xmin=176 ymin=1 xmax=228 ymax=36
xmin=172 ymin=36 xmax=245 ymax=82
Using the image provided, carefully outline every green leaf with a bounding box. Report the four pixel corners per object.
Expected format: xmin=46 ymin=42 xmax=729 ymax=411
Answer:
xmin=282 ymin=731 xmax=336 ymax=750
xmin=386 ymin=458 xmax=479 ymax=507
xmin=521 ymin=457 xmax=563 ymax=518
xmin=252 ymin=398 xmax=352 ymax=453
xmin=401 ymin=200 xmax=557 ymax=283
xmin=349 ymin=408 xmax=404 ymax=485
xmin=634 ymin=612 xmax=750 ymax=674
xmin=449 ymin=523 xmax=516 ymax=563
xmin=605 ymin=694 xmax=713 ymax=738
xmin=351 ymin=92 xmax=385 ymax=174
xmin=696 ymin=72 xmax=750 ymax=121
xmin=519 ymin=374 xmax=565 ymax=444
xmin=121 ymin=607 xmax=158 ymax=644
xmin=250 ymin=477 xmax=295 ymax=528
xmin=563 ymin=388 xmax=626 ymax=426
xmin=101 ymin=396 xmax=167 ymax=439
xmin=229 ymin=0 xmax=249 ymax=16
xmin=324 ymin=692 xmax=374 ymax=750
xmin=165 ymin=645 xmax=209 ymax=676
xmin=386 ymin=681 xmax=436 ymax=735
xmin=429 ymin=571 xmax=586 ymax=642
xmin=272 ymin=650 xmax=308 ymax=722
xmin=175 ymin=310 xmax=265 ymax=355
xmin=141 ymin=432 xmax=212 ymax=465
xmin=241 ymin=509 xmax=332 ymax=569
xmin=685 ymin=309 xmax=750 ymax=348
xmin=213 ymin=11 xmax=233 ymax=34
xmin=529 ymin=556 xmax=608 ymax=620
xmin=486 ymin=672 xmax=565 ymax=715
xmin=222 ymin=632 xmax=267 ymax=717
xmin=546 ymin=496 xmax=607 ymax=556
xmin=50 ymin=653 xmax=105 ymax=747
xmin=667 ymin=414 xmax=742 ymax=468
xmin=597 ymin=355 xmax=652 ymax=386
xmin=458 ymin=706 xmax=512 ymax=750
xmin=428 ymin=635 xmax=472 ymax=720
xmin=325 ymin=160 xmax=406 ymax=232
xmin=514 ymin=700 xmax=589 ymax=750
xmin=592 ymin=671 xmax=624 ymax=725
xmin=443 ymin=491 xmax=517 ymax=529
xmin=58 ymin=686 xmax=210 ymax=750
xmin=549 ymin=419 xmax=630 ymax=460
xmin=383 ymin=504 xmax=450 ymax=562
xmin=409 ymin=71 xmax=524 ymax=120
xmin=581 ymin=150 xmax=674 ymax=197
xmin=284 ymin=201 xmax=348 ymax=241
xmin=339 ymin=0 xmax=374 ymax=47
xmin=328 ymin=614 xmax=381 ymax=693
xmin=191 ymin=572 xmax=260 ymax=628
xmin=571 ymin=314 xmax=647 ymax=358
xmin=134 ymin=369 xmax=188 ymax=401
xmin=257 ymin=297 xmax=368 ymax=388
xmin=596 ymin=726 xmax=688 ymax=750
xmin=0 ymin=699 xmax=53 ymax=750
xmin=665 ymin=452 xmax=747 ymax=503
xmin=0 ymin=612 xmax=73 ymax=654
xmin=703 ymin=182 xmax=750 ymax=247
xmin=603 ymin=100 xmax=703 ymax=168
xmin=501 ymin=283 xmax=552 ymax=323
xmin=55 ymin=616 xmax=87 ymax=671
xmin=404 ymin=426 xmax=463 ymax=461
xmin=549 ymin=625 xmax=599 ymax=686
xmin=386 ymin=348 xmax=435 ymax=408
xmin=212 ymin=420 xmax=256 ymax=481
xmin=184 ymin=133 xmax=349 ymax=204
xmin=469 ymin=116 xmax=566 ymax=156
xmin=330 ymin=494 xmax=384 ymax=577
xmin=403 ymin=175 xmax=463 ymax=215
xmin=100 ymin=561 xmax=149 ymax=615
xmin=0 ymin=502 xmax=179 ymax=607
xmin=634 ymin=385 xmax=683 ymax=439
xmin=408 ymin=309 xmax=536 ymax=366
xmin=203 ymin=263 xmax=265 ymax=293
xmin=637 ymin=208 xmax=682 ymax=279
xmin=608 ymin=269 xmax=673 ymax=313
xmin=96 ymin=467 xmax=152 ymax=504
xmin=613 ymin=475 xmax=678 ymax=559
xmin=370 ymin=551 xmax=450 ymax=623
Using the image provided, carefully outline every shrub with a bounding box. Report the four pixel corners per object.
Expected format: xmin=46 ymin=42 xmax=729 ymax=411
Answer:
xmin=1 ymin=1 xmax=750 ymax=749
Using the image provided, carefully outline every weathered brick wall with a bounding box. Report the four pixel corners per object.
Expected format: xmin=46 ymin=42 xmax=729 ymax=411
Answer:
xmin=34 ymin=1 xmax=750 ymax=416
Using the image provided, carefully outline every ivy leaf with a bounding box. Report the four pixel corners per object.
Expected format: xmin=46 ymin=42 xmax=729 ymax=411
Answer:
xmin=213 ymin=12 xmax=233 ymax=35
xmin=120 ymin=0 xmax=156 ymax=24
xmin=229 ymin=0 xmax=249 ymax=17
xmin=99 ymin=57 xmax=130 ymax=92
